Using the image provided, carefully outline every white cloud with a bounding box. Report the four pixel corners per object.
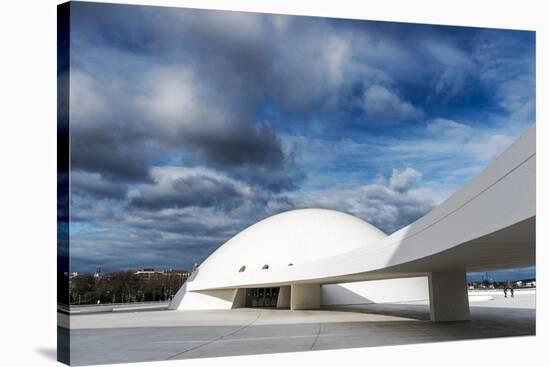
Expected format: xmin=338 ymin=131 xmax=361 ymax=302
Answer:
xmin=389 ymin=118 xmax=516 ymax=164
xmin=135 ymin=67 xmax=201 ymax=133
xmin=390 ymin=167 xmax=422 ymax=193
xmin=423 ymin=40 xmax=474 ymax=98
xmin=472 ymin=34 xmax=535 ymax=124
xmin=425 ymin=118 xmax=516 ymax=162
xmin=363 ymin=84 xmax=421 ymax=120
xmin=325 ymin=35 xmax=350 ymax=87
xmin=290 ymin=166 xmax=436 ymax=234
xmin=464 ymin=134 xmax=515 ymax=162
xmin=269 ymin=20 xmax=356 ymax=112
xmin=69 ymin=69 xmax=113 ymax=128
xmin=426 ymin=118 xmax=473 ymax=140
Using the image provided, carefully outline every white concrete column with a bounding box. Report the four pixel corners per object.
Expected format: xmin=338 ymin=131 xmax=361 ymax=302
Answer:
xmin=428 ymin=270 xmax=470 ymax=322
xmin=277 ymin=286 xmax=291 ymax=308
xmin=290 ymin=283 xmax=320 ymax=310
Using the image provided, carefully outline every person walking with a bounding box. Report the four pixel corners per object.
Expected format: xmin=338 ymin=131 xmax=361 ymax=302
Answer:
xmin=505 ymin=281 xmax=513 ymax=298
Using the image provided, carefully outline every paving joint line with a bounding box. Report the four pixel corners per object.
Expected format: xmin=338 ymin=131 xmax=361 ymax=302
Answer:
xmin=165 ymin=309 xmax=263 ymax=360
xmin=309 ymin=315 xmax=322 ymax=350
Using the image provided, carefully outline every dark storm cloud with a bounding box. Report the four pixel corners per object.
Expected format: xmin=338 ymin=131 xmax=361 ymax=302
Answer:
xmin=70 ymin=191 xmax=272 ymax=273
xmin=69 ymin=12 xmax=297 ymax=191
xmin=69 ymin=4 xmax=422 ymax=191
xmin=69 ymin=67 xmax=297 ymax=190
xmin=68 ymin=68 xmax=156 ymax=184
xmin=71 ymin=130 xmax=154 ymax=184
xmin=70 ymin=232 xmax=220 ymax=273
xmin=192 ymin=124 xmax=284 ymax=169
xmin=71 ymin=171 xmax=128 ymax=199
xmin=130 ymin=167 xmax=257 ymax=211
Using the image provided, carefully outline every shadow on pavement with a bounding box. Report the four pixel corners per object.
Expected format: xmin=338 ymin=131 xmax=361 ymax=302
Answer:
xmin=36 ymin=347 xmax=57 ymax=361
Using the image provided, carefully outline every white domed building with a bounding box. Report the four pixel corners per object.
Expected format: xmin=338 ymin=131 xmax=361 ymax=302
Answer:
xmin=169 ymin=209 xmax=428 ymax=311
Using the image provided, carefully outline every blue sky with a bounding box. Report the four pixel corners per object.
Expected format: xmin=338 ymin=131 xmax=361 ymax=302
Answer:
xmin=67 ymin=2 xmax=535 ymax=279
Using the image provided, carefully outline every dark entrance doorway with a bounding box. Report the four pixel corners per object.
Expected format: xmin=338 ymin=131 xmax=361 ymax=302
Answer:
xmin=245 ymin=287 xmax=279 ymax=307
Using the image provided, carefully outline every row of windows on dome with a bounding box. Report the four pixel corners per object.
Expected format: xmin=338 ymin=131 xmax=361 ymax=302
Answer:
xmin=238 ymin=263 xmax=294 ymax=272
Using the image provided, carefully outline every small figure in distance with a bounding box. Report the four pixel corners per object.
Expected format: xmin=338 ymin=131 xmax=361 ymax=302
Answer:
xmin=504 ymin=281 xmax=514 ymax=298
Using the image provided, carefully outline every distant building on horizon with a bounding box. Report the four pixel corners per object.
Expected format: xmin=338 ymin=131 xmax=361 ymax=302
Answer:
xmin=135 ymin=268 xmax=190 ymax=282
xmin=94 ymin=266 xmax=102 ymax=279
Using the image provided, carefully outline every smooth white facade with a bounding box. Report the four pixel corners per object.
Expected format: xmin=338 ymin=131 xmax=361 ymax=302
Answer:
xmin=169 ymin=125 xmax=535 ymax=321
xmin=189 ymin=209 xmax=387 ymax=287
xmin=321 ymin=277 xmax=429 ymax=306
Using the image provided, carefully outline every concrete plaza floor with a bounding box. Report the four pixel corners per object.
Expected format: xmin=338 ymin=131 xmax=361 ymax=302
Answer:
xmin=64 ymin=293 xmax=535 ymax=366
